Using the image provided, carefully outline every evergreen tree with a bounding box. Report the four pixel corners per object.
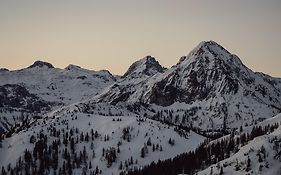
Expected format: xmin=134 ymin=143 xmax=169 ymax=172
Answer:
xmin=119 ymin=161 xmax=123 ymax=170
xmin=1 ymin=166 xmax=6 ymax=175
xmin=95 ymin=166 xmax=99 ymax=175
xmin=141 ymin=147 xmax=145 ymax=158
xmin=85 ymin=132 xmax=89 ymax=142
xmin=219 ymin=166 xmax=223 ymax=175
xmin=147 ymin=137 xmax=152 ymax=146
xmin=89 ymin=161 xmax=92 ymax=169
xmin=152 ymin=144 xmax=155 ymax=152
xmin=246 ymin=156 xmax=251 ymax=172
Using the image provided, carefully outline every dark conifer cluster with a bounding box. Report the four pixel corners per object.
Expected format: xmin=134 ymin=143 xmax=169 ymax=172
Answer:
xmin=1 ymin=122 xmax=103 ymax=175
xmin=127 ymin=123 xmax=280 ymax=175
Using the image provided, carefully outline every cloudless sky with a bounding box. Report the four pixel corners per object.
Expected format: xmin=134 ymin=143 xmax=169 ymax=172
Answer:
xmin=0 ymin=0 xmax=281 ymax=76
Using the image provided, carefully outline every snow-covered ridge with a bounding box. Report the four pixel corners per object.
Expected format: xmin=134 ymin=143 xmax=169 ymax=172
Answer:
xmin=0 ymin=60 xmax=116 ymax=105
xmin=27 ymin=60 xmax=54 ymax=69
xmin=1 ymin=41 xmax=281 ymax=133
xmin=95 ymin=40 xmax=281 ymax=131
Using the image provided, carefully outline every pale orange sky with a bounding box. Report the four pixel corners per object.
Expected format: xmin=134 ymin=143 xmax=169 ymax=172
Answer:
xmin=0 ymin=0 xmax=281 ymax=76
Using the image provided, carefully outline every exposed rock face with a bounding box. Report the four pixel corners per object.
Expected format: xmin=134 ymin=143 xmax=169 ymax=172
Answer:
xmin=148 ymin=41 xmax=242 ymax=106
xmin=0 ymin=84 xmax=51 ymax=112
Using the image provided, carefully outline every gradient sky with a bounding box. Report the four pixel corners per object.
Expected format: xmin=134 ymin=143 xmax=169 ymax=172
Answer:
xmin=0 ymin=0 xmax=281 ymax=76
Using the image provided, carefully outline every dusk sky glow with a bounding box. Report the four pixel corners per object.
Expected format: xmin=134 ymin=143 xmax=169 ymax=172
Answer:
xmin=0 ymin=0 xmax=281 ymax=76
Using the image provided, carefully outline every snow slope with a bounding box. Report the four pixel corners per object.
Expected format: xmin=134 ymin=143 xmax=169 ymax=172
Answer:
xmin=0 ymin=112 xmax=205 ymax=175
xmin=197 ymin=113 xmax=281 ymax=175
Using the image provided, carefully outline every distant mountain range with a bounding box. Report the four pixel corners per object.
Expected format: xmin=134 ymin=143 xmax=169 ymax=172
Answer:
xmin=0 ymin=41 xmax=280 ymax=175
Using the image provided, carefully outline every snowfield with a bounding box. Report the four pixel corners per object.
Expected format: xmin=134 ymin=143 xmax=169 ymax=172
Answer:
xmin=0 ymin=113 xmax=205 ymax=175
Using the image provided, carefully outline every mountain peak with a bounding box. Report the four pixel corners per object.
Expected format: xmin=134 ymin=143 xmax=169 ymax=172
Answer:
xmin=65 ymin=64 xmax=81 ymax=70
xmin=178 ymin=40 xmax=234 ymax=66
xmin=122 ymin=55 xmax=165 ymax=78
xmin=199 ymin=40 xmax=231 ymax=57
xmin=0 ymin=68 xmax=9 ymax=72
xmin=195 ymin=40 xmax=228 ymax=51
xmin=28 ymin=60 xmax=54 ymax=69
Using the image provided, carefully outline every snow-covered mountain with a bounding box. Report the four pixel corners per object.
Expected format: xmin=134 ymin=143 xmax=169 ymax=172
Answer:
xmin=0 ymin=61 xmax=116 ymax=105
xmin=97 ymin=55 xmax=165 ymax=105
xmin=0 ymin=61 xmax=116 ymax=133
xmin=0 ymin=40 xmax=281 ymax=175
xmin=97 ymin=41 xmax=281 ymax=130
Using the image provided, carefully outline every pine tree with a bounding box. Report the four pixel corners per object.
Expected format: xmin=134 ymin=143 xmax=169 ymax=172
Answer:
xmin=258 ymin=152 xmax=263 ymax=162
xmin=147 ymin=137 xmax=152 ymax=146
xmin=1 ymin=166 xmax=6 ymax=175
xmin=219 ymin=166 xmax=223 ymax=175
xmin=246 ymin=156 xmax=251 ymax=172
xmin=119 ymin=161 xmax=123 ymax=170
xmin=70 ymin=138 xmax=75 ymax=154
xmin=92 ymin=149 xmax=96 ymax=158
xmin=168 ymin=138 xmax=175 ymax=146
xmin=141 ymin=147 xmax=145 ymax=158
xmin=210 ymin=167 xmax=213 ymax=175
xmin=24 ymin=149 xmax=32 ymax=163
xmin=80 ymin=132 xmax=84 ymax=142
xmin=160 ymin=145 xmax=163 ymax=151
xmin=85 ymin=132 xmax=89 ymax=142
xmin=152 ymin=144 xmax=155 ymax=152
xmin=89 ymin=161 xmax=92 ymax=169
xmin=95 ymin=166 xmax=99 ymax=175
xmin=117 ymin=146 xmax=120 ymax=153
xmin=0 ymin=136 xmax=2 ymax=149
xmin=62 ymin=161 xmax=66 ymax=175
xmin=83 ymin=146 xmax=87 ymax=162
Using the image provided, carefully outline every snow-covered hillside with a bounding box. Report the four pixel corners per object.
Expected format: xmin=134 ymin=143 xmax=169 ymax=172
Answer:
xmin=126 ymin=113 xmax=281 ymax=175
xmin=0 ymin=112 xmax=205 ymax=175
xmin=197 ymin=114 xmax=281 ymax=175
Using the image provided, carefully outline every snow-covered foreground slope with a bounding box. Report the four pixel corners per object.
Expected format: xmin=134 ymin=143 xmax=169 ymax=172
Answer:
xmin=0 ymin=113 xmax=205 ymax=175
xmin=125 ymin=113 xmax=281 ymax=175
xmin=197 ymin=114 xmax=281 ymax=175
